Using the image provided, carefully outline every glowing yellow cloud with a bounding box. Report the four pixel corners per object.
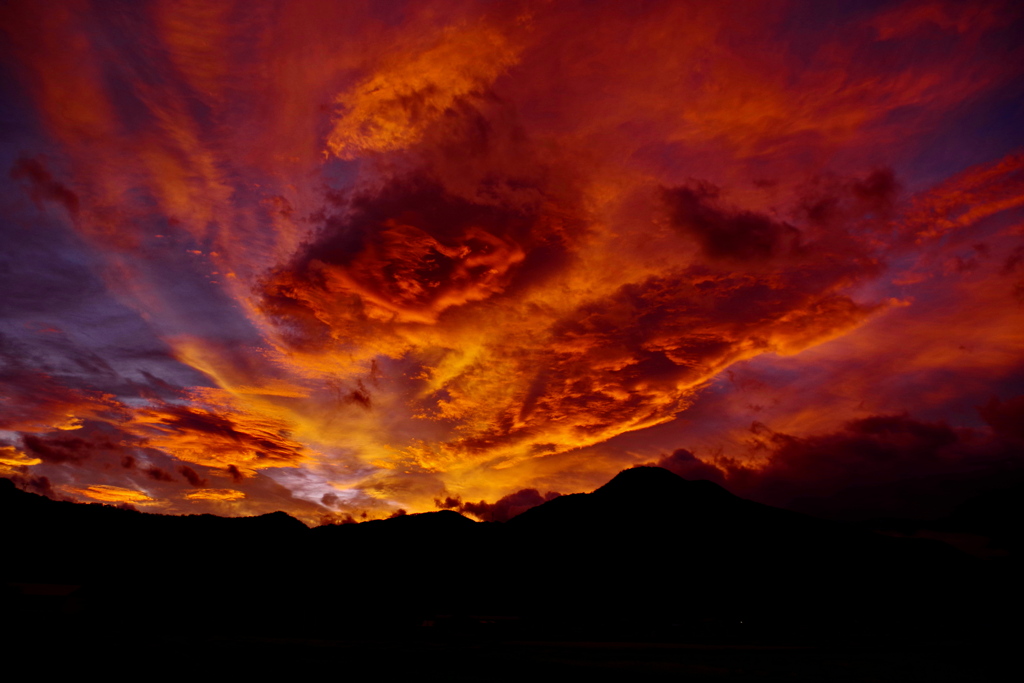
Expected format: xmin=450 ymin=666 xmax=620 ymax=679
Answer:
xmin=185 ymin=488 xmax=246 ymax=501
xmin=60 ymin=485 xmax=156 ymax=504
xmin=0 ymin=446 xmax=42 ymax=467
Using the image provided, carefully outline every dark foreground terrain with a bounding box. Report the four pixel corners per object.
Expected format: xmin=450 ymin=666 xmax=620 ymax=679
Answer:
xmin=3 ymin=467 xmax=1020 ymax=679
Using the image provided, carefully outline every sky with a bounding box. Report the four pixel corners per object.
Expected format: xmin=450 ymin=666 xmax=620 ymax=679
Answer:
xmin=1 ymin=0 xmax=1022 ymax=525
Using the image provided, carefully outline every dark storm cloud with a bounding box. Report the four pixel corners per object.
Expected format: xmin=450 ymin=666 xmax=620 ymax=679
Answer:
xmin=436 ymin=487 xmax=561 ymax=522
xmin=8 ymin=473 xmax=54 ymax=497
xmin=979 ymin=395 xmax=1024 ymax=441
xmin=851 ymin=168 xmax=900 ymax=217
xmin=343 ymin=385 xmax=372 ymax=409
xmin=318 ymin=510 xmax=359 ymax=526
xmin=144 ymin=466 xmax=174 ymax=482
xmin=1003 ymin=242 xmax=1024 ymax=303
xmin=177 ymin=465 xmax=206 ymax=487
xmin=719 ymin=408 xmax=1024 ymax=520
xmin=21 ymin=432 xmax=119 ymax=464
xmin=798 ymin=167 xmax=902 ymax=228
xmin=652 ymin=448 xmax=727 ymax=485
xmin=662 ymin=182 xmax=803 ymax=263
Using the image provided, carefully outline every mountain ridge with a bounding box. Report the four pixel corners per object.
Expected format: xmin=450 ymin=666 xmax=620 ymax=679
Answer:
xmin=3 ymin=467 xmax=1015 ymax=644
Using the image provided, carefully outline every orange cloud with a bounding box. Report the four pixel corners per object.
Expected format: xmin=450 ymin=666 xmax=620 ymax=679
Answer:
xmin=184 ymin=488 xmax=246 ymax=501
xmin=327 ymin=21 xmax=523 ymax=159
xmin=903 ymin=154 xmax=1024 ymax=242
xmin=59 ymin=484 xmax=156 ymax=504
xmin=124 ymin=392 xmax=312 ymax=475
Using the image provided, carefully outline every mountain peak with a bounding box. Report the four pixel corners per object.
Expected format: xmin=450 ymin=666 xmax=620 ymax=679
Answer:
xmin=594 ymin=466 xmax=733 ymax=501
xmin=599 ymin=465 xmax=685 ymax=488
xmin=384 ymin=509 xmax=476 ymax=526
xmin=507 ymin=466 xmax=738 ymax=528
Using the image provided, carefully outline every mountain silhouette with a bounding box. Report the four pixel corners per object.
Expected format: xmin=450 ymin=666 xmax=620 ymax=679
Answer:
xmin=2 ymin=468 xmax=1017 ymax=645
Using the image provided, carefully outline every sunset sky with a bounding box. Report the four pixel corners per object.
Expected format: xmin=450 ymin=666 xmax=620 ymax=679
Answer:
xmin=1 ymin=0 xmax=1022 ymax=525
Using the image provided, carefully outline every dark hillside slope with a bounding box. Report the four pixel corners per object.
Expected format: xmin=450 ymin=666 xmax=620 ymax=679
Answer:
xmin=3 ymin=469 xmax=1015 ymax=641
xmin=503 ymin=467 xmax=989 ymax=633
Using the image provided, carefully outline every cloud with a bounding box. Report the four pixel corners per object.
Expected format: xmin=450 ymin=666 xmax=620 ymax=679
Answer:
xmin=0 ymin=367 xmax=124 ymax=434
xmin=901 ymin=153 xmax=1024 ymax=242
xmin=59 ymin=484 xmax=156 ymax=504
xmin=177 ymin=465 xmax=207 ymax=487
xmin=144 ymin=466 xmax=175 ymax=482
xmin=318 ymin=511 xmax=360 ymax=526
xmin=797 ymin=168 xmax=902 ymax=229
xmin=717 ymin=408 xmax=1024 ymax=519
xmin=979 ymin=395 xmax=1024 ymax=441
xmin=652 ymin=448 xmax=727 ymax=485
xmin=9 ymin=156 xmax=80 ymax=217
xmin=21 ymin=432 xmax=120 ymax=465
xmin=184 ymin=488 xmax=245 ymax=501
xmin=7 ymin=473 xmax=54 ymax=497
xmin=662 ymin=182 xmax=803 ymax=264
xmin=124 ymin=393 xmax=312 ymax=473
xmin=259 ymin=173 xmax=557 ymax=333
xmin=436 ymin=487 xmax=561 ymax=522
xmin=851 ymin=168 xmax=901 ymax=217
xmin=249 ymin=147 xmax=890 ymax=489
xmin=326 ymin=20 xmax=522 ymax=159
xmin=0 ymin=446 xmax=42 ymax=468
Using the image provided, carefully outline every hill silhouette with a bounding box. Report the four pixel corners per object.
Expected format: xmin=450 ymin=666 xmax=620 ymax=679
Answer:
xmin=2 ymin=468 xmax=1018 ymax=646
